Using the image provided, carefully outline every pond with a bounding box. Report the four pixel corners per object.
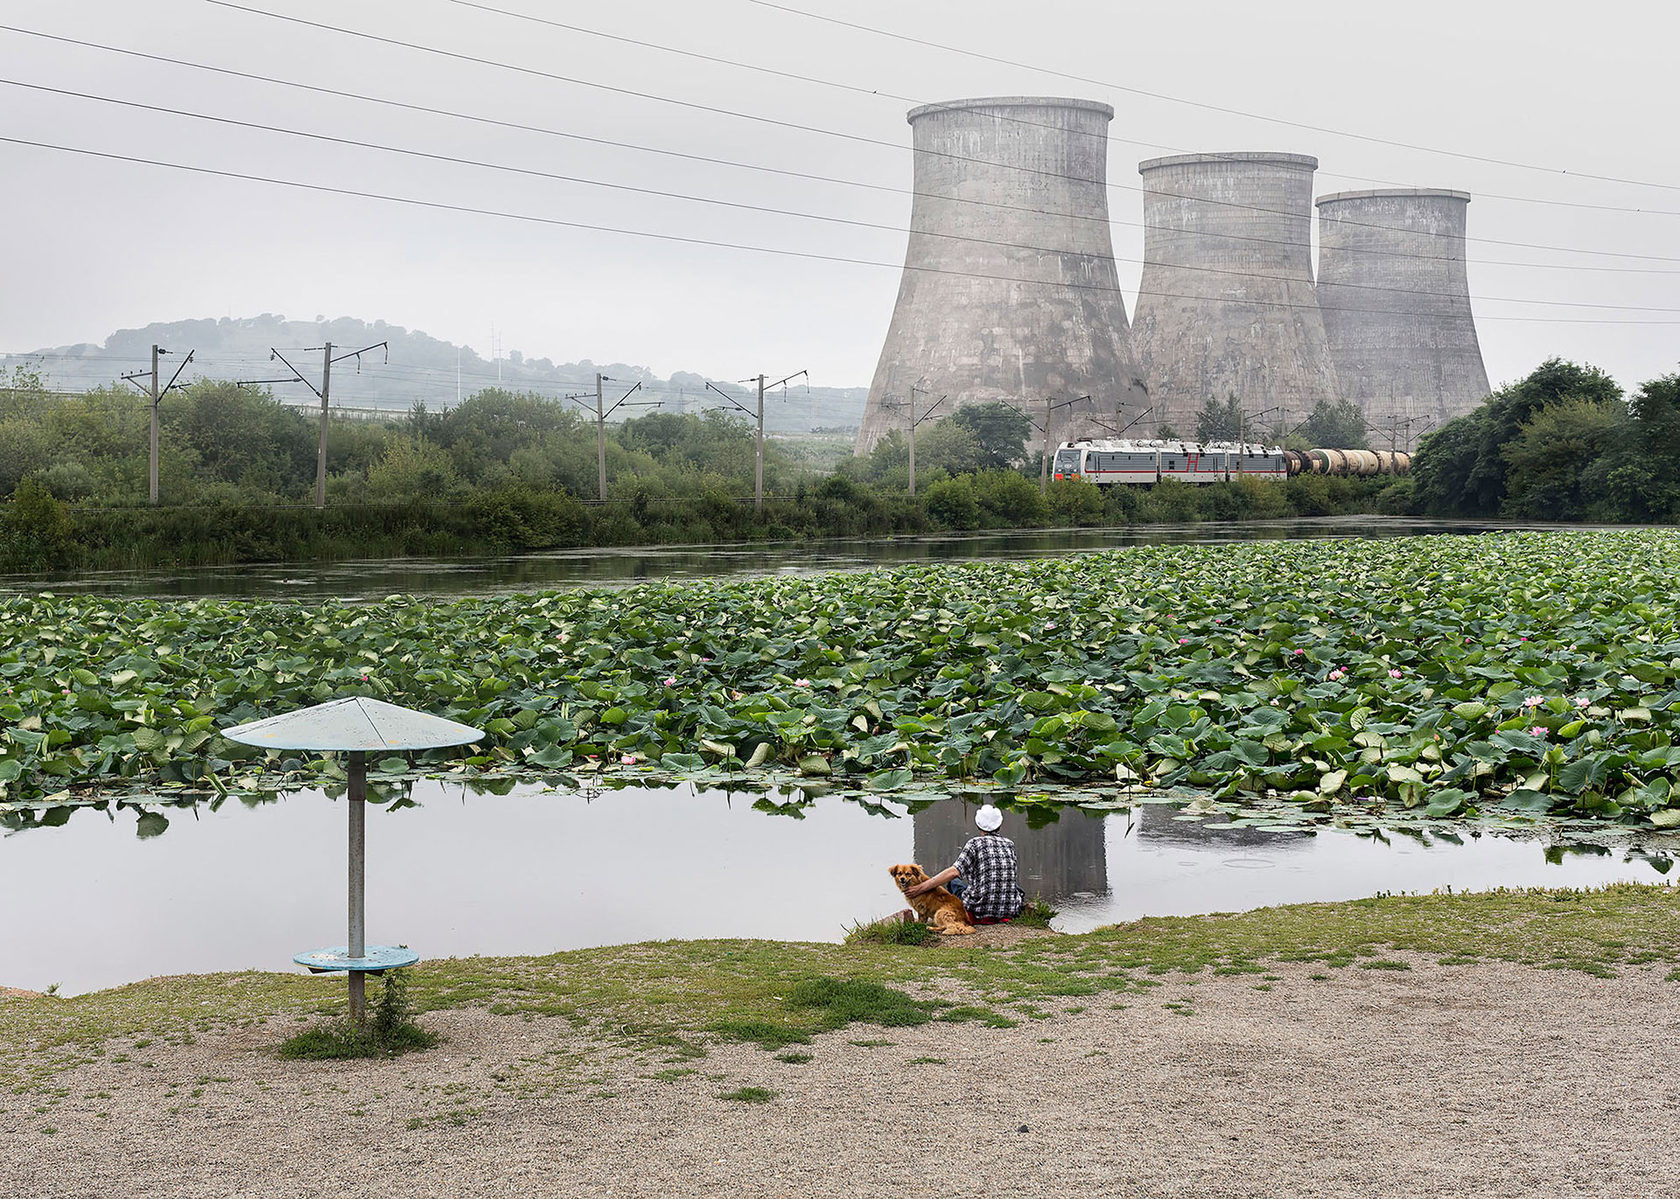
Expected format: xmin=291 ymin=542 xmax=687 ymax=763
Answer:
xmin=3 ymin=780 xmax=1671 ymax=995
xmin=0 ymin=517 xmax=1564 ymax=601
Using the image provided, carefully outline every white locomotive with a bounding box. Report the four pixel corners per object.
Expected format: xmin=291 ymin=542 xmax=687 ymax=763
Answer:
xmin=1050 ymin=439 xmax=1409 ymax=486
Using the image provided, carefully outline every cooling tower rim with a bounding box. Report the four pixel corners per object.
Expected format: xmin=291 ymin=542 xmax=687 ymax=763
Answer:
xmin=1138 ymin=151 xmax=1318 ymax=173
xmin=1317 ymin=187 xmax=1472 ymax=207
xmin=907 ymin=96 xmax=1114 ymax=124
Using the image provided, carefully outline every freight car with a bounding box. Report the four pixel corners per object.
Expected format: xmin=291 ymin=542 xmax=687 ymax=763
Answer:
xmin=1049 ymin=439 xmax=1409 ymax=485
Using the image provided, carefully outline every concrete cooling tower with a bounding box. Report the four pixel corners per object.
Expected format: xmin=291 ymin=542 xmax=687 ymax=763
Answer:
xmin=858 ymin=97 xmax=1151 ymax=455
xmin=1315 ymin=189 xmax=1490 ymax=439
xmin=1131 ymin=152 xmax=1340 ymax=436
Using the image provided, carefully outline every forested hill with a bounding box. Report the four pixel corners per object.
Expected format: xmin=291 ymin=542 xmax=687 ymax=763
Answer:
xmin=4 ymin=314 xmax=866 ymax=434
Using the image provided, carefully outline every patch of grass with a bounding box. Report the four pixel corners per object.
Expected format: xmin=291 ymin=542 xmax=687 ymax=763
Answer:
xmin=709 ymin=1019 xmax=811 ymax=1051
xmin=651 ymin=1067 xmax=698 ymax=1081
xmin=844 ymin=917 xmax=932 ymax=946
xmin=772 ymin=1052 xmax=812 ymax=1064
xmin=276 ymin=973 xmax=439 ymax=1061
xmin=784 ymin=977 xmax=936 ymax=1029
xmin=848 ymin=1039 xmax=894 ymax=1048
xmin=905 ymin=1056 xmax=946 ymax=1065
xmin=934 ymin=1004 xmax=1019 ymax=1029
xmin=1014 ymin=897 xmax=1057 ymax=929
xmin=718 ymin=1087 xmax=775 ymax=1104
xmin=1358 ymin=959 xmax=1412 ymax=972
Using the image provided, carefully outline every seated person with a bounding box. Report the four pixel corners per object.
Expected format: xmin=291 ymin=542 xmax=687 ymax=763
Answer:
xmin=906 ymin=803 xmax=1025 ymax=924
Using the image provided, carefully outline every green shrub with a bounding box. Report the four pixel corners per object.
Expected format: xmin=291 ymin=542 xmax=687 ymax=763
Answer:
xmin=971 ymin=469 xmax=1046 ymax=525
xmin=844 ymin=917 xmax=933 ymax=946
xmin=922 ymin=476 xmax=979 ymax=529
xmin=276 ymin=971 xmax=439 ymax=1060
xmin=1045 ymin=477 xmax=1106 ymax=525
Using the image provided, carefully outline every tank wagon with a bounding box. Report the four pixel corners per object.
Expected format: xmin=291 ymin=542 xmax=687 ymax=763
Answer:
xmin=1051 ymin=438 xmax=1408 ymax=485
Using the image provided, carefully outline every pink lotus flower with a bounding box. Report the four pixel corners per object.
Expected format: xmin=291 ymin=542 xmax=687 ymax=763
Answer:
xmin=1293 ymin=648 xmax=1304 ymax=656
xmin=794 ymin=678 xmax=811 ymax=687
xmin=1574 ymin=696 xmax=1591 ymax=709
xmin=620 ymin=754 xmax=638 ymax=765
xmin=1530 ymin=726 xmax=1547 ymax=737
xmin=663 ymin=677 xmax=677 ymax=686
xmin=1328 ymin=669 xmax=1345 ymax=681
xmin=1522 ymin=695 xmax=1544 ymax=709
xmin=1388 ymin=669 xmax=1402 ymax=679
xmin=1178 ymin=637 xmax=1189 ymax=644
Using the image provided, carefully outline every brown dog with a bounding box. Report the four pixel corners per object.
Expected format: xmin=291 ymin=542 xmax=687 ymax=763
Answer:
xmin=888 ymin=864 xmax=975 ymax=936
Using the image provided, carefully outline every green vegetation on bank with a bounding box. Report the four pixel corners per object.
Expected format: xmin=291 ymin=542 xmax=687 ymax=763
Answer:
xmin=1411 ymin=358 xmax=1680 ymax=522
xmin=5 ymin=531 xmax=1680 ymax=828
xmin=0 ymin=368 xmax=1393 ymax=571
xmin=3 ymin=886 xmax=1677 ymax=1086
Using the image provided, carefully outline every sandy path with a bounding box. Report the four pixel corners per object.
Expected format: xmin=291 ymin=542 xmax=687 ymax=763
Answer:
xmin=5 ymin=956 xmax=1679 ymax=1198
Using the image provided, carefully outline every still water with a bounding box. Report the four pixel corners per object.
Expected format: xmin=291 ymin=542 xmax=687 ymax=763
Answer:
xmin=2 ymin=781 xmax=1669 ymax=995
xmin=0 ymin=517 xmax=1554 ymax=601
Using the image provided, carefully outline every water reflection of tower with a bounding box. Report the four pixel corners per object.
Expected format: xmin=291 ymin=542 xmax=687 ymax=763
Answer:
xmin=912 ymin=800 xmax=1108 ymax=901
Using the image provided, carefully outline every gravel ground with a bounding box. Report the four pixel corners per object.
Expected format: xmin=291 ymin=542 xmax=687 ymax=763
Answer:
xmin=5 ymin=956 xmax=1680 ymax=1198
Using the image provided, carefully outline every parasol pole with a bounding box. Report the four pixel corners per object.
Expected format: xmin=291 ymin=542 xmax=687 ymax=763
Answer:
xmin=347 ymin=749 xmax=367 ymax=1023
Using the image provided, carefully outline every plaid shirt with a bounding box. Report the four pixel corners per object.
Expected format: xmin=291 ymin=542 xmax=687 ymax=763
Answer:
xmin=952 ymin=834 xmax=1024 ymax=920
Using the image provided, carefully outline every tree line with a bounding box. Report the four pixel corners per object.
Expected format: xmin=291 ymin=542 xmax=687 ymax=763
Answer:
xmin=1407 ymin=359 xmax=1680 ymax=522
xmin=0 ymin=364 xmax=1393 ymax=571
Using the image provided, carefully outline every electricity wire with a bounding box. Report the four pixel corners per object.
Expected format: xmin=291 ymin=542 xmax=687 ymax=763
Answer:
xmin=4 ymin=133 xmax=1676 ymax=325
xmin=11 ymin=77 xmax=1677 ymax=312
xmin=7 ymin=20 xmax=1678 ymax=273
xmin=749 ymin=0 xmax=1680 ymax=196
xmin=190 ymin=3 xmax=1680 ymax=264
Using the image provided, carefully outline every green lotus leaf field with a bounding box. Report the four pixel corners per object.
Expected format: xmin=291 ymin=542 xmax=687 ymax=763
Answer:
xmin=4 ymin=530 xmax=1680 ymax=826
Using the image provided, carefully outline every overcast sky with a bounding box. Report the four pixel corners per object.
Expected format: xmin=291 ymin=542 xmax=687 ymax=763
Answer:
xmin=2 ymin=0 xmax=1677 ymax=394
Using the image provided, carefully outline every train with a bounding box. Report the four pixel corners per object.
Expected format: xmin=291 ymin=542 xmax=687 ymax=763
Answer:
xmin=1050 ymin=439 xmax=1410 ymax=486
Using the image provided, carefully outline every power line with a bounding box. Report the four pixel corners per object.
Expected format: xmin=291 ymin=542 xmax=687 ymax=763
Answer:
xmin=13 ymin=79 xmax=1677 ymax=313
xmin=5 ymin=133 xmax=1676 ymax=326
xmin=747 ymin=0 xmax=1680 ymax=196
xmin=8 ymin=22 xmax=1679 ymax=271
xmin=187 ymin=4 xmax=1680 ymax=266
xmin=446 ymin=0 xmax=1680 ymax=222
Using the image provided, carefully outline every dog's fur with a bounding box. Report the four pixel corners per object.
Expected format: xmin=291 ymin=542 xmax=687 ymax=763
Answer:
xmin=888 ymin=864 xmax=975 ymax=936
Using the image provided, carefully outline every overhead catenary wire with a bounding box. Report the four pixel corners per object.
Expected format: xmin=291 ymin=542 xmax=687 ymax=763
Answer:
xmin=11 ymin=79 xmax=1677 ymax=314
xmin=7 ymin=22 xmax=1679 ymax=273
xmin=186 ymin=3 xmax=1680 ymax=266
xmin=4 ymin=133 xmax=1677 ymax=326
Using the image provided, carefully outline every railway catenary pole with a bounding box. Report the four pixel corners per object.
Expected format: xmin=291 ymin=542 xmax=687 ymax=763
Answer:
xmin=703 ymin=370 xmax=806 ymax=510
xmin=315 ymin=343 xmax=333 ymax=509
xmin=121 ymin=343 xmax=195 ymax=506
xmin=899 ymin=383 xmax=946 ymax=497
xmin=1017 ymin=394 xmax=1089 ymax=495
xmin=150 ymin=345 xmax=159 ymax=504
xmin=575 ymin=374 xmax=661 ymax=501
xmin=596 ymin=372 xmax=607 ymax=501
xmin=239 ymin=340 xmax=387 ymax=508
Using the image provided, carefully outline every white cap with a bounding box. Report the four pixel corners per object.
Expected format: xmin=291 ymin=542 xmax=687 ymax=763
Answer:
xmin=975 ymin=804 xmax=1004 ymax=832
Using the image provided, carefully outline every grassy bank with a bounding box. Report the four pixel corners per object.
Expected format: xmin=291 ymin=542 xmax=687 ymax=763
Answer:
xmin=1 ymin=474 xmax=1392 ymax=573
xmin=3 ymin=884 xmax=1676 ymax=1089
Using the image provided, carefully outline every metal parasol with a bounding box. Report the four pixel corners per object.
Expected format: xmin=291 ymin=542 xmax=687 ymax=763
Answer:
xmin=222 ymin=697 xmax=483 ymax=1021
